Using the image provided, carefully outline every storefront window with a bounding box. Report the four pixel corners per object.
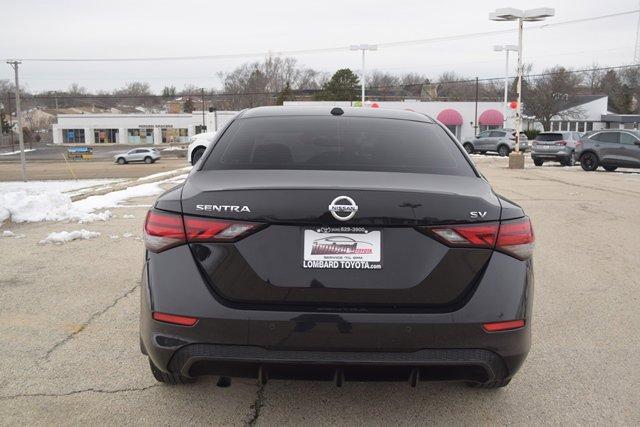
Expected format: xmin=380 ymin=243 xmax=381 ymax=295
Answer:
xmin=93 ymin=129 xmax=118 ymax=143
xmin=161 ymin=128 xmax=189 ymax=143
xmin=128 ymin=129 xmax=154 ymax=144
xmin=479 ymin=125 xmax=500 ymax=132
xmin=63 ymin=129 xmax=85 ymax=143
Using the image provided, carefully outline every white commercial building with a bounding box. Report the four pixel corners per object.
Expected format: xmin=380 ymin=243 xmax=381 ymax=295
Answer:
xmin=285 ymin=100 xmax=516 ymax=141
xmin=52 ymin=111 xmax=237 ymax=145
xmin=285 ymin=96 xmax=613 ymax=140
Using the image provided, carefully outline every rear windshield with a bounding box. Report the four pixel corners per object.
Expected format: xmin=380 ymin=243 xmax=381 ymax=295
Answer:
xmin=535 ymin=133 xmax=565 ymax=141
xmin=202 ymin=116 xmax=476 ymax=177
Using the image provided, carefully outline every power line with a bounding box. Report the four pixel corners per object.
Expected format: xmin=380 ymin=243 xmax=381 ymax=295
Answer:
xmin=7 ymin=63 xmax=639 ymax=100
xmin=4 ymin=10 xmax=638 ymax=63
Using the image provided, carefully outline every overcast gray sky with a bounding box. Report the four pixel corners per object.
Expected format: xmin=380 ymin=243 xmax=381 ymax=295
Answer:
xmin=1 ymin=0 xmax=639 ymax=92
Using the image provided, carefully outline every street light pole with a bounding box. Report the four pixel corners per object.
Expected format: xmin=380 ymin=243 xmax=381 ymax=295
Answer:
xmin=494 ymin=45 xmax=518 ymax=129
xmin=7 ymin=60 xmax=27 ymax=181
xmin=350 ymin=44 xmax=377 ymax=104
xmin=490 ymin=7 xmax=555 ymax=168
xmin=515 ymin=18 xmax=524 ymax=154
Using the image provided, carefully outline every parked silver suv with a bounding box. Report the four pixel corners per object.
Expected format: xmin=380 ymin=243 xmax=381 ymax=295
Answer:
xmin=462 ymin=129 xmax=528 ymax=157
xmin=576 ymin=129 xmax=640 ymax=172
xmin=114 ymin=148 xmax=161 ymax=165
xmin=531 ymin=131 xmax=582 ymax=167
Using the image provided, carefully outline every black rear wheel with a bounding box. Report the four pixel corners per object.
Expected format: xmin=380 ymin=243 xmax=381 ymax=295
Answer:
xmin=603 ymin=165 xmax=618 ymax=172
xmin=497 ymin=145 xmax=510 ymax=157
xmin=117 ymin=157 xmax=126 ymax=165
xmin=533 ymin=159 xmax=544 ymax=167
xmin=144 ymin=156 xmax=153 ymax=164
xmin=580 ymin=152 xmax=598 ymax=171
xmin=149 ymin=359 xmax=194 ymax=385
xmin=561 ymin=152 xmax=575 ymax=167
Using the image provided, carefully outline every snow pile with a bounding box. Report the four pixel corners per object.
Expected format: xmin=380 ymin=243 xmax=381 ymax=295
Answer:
xmin=122 ymin=214 xmax=135 ymax=219
xmin=39 ymin=229 xmax=100 ymax=245
xmin=0 ymin=181 xmax=164 ymax=226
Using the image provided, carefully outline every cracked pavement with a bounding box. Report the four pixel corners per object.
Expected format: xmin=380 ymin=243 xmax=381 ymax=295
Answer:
xmin=1 ymin=157 xmax=639 ymax=425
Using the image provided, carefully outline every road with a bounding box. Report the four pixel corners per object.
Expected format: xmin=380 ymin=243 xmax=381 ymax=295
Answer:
xmin=0 ymin=144 xmax=187 ymax=163
xmin=1 ymin=157 xmax=639 ymax=425
xmin=0 ymin=158 xmax=188 ymax=181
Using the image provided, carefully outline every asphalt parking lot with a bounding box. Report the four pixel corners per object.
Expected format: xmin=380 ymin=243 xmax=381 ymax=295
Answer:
xmin=1 ymin=156 xmax=639 ymax=425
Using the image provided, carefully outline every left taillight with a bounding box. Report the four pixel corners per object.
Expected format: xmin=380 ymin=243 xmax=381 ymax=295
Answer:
xmin=144 ymin=210 xmax=186 ymax=253
xmin=144 ymin=210 xmax=263 ymax=253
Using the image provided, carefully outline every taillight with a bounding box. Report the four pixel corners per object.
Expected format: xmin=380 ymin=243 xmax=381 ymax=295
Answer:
xmin=555 ymin=140 xmax=567 ymax=146
xmin=144 ymin=210 xmax=263 ymax=253
xmin=496 ymin=217 xmax=534 ymax=260
xmin=421 ymin=216 xmax=534 ymax=260
xmin=144 ymin=210 xmax=186 ymax=253
xmin=575 ymin=141 xmax=582 ymax=149
xmin=428 ymin=223 xmax=499 ymax=248
xmin=183 ymin=215 xmax=261 ymax=242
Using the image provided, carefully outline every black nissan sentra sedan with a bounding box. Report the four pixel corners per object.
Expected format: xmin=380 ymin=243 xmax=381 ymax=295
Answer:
xmin=140 ymin=106 xmax=534 ymax=388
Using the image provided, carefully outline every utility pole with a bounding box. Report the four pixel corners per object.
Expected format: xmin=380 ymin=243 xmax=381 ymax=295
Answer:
xmin=635 ymin=1 xmax=640 ymax=63
xmin=201 ymin=88 xmax=206 ymax=131
xmin=7 ymin=60 xmax=27 ymax=181
xmin=474 ymin=77 xmax=479 ymax=137
xmin=350 ymin=44 xmax=377 ymax=104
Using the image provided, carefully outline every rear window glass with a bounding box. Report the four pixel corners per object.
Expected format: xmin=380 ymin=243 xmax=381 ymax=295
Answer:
xmin=203 ymin=116 xmax=475 ymax=176
xmin=535 ymin=133 xmax=564 ymax=141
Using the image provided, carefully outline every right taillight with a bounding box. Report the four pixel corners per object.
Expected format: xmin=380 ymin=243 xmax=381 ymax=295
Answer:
xmin=422 ymin=216 xmax=534 ymax=260
xmin=143 ymin=209 xmax=263 ymax=253
xmin=495 ymin=217 xmax=535 ymax=260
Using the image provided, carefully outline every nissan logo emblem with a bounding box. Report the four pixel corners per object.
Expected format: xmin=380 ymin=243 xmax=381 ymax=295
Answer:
xmin=328 ymin=196 xmax=358 ymax=221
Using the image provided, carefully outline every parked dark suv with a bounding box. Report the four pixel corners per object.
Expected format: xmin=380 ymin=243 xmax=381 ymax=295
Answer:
xmin=141 ymin=106 xmax=534 ymax=388
xmin=531 ymin=131 xmax=581 ymax=166
xmin=576 ymin=129 xmax=640 ymax=171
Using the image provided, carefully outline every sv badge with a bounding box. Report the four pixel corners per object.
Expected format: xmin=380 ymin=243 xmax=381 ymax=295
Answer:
xmin=470 ymin=211 xmax=487 ymax=219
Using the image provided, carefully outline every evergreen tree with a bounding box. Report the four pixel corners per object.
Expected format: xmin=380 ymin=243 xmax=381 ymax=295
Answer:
xmin=315 ymin=69 xmax=359 ymax=101
xmin=276 ymin=82 xmax=294 ymax=105
xmin=0 ymin=109 xmax=10 ymax=134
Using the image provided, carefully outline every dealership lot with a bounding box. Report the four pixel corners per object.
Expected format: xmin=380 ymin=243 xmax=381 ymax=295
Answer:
xmin=0 ymin=156 xmax=639 ymax=425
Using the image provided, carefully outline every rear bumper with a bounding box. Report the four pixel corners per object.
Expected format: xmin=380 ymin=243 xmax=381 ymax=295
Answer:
xmin=166 ymin=344 xmax=511 ymax=384
xmin=531 ymin=149 xmax=571 ymax=160
xmin=140 ymin=247 xmax=533 ymax=383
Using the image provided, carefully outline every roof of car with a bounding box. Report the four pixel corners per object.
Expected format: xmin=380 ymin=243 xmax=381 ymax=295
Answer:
xmin=239 ymin=106 xmax=435 ymax=123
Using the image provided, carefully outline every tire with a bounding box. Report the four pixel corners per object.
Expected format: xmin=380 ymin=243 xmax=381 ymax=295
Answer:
xmin=466 ymin=378 xmax=511 ymax=389
xmin=117 ymin=157 xmax=126 ymax=165
xmin=580 ymin=152 xmax=599 ymax=171
xmin=561 ymin=152 xmax=575 ymax=167
xmin=191 ymin=147 xmax=206 ymax=165
xmin=149 ymin=358 xmax=194 ymax=385
xmin=603 ymin=165 xmax=618 ymax=172
xmin=479 ymin=151 xmax=487 ymax=155
xmin=533 ymin=159 xmax=544 ymax=167
xmin=144 ymin=156 xmax=152 ymax=164
xmin=497 ymin=145 xmax=510 ymax=157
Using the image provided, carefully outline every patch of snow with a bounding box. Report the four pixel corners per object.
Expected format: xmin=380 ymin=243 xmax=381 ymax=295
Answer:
xmin=108 ymin=234 xmax=120 ymax=240
xmin=2 ymin=230 xmax=15 ymax=237
xmin=39 ymin=229 xmax=100 ymax=245
xmin=162 ymin=146 xmax=186 ymax=151
xmin=0 ymin=180 xmax=162 ymax=225
xmin=0 ymin=149 xmax=36 ymax=156
xmin=122 ymin=232 xmax=134 ymax=238
xmin=122 ymin=214 xmax=135 ymax=219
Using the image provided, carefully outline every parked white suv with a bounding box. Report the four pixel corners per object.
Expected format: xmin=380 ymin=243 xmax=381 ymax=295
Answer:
xmin=187 ymin=132 xmax=217 ymax=165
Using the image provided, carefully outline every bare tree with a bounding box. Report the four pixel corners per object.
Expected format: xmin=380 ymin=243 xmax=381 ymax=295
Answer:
xmin=522 ymin=66 xmax=584 ymax=129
